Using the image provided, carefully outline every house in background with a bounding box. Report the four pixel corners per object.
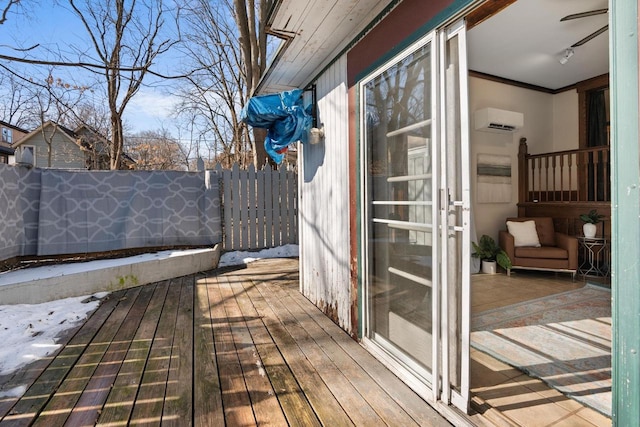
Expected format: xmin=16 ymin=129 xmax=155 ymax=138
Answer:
xmin=0 ymin=141 xmax=14 ymax=164
xmin=0 ymin=120 xmax=28 ymax=163
xmin=12 ymin=121 xmax=131 ymax=169
xmin=256 ymin=0 xmax=638 ymax=424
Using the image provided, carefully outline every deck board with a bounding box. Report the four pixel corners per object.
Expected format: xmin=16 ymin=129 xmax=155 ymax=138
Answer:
xmin=1 ymin=258 xmax=451 ymax=426
xmin=128 ymin=278 xmax=182 ymax=426
xmin=193 ymin=275 xmax=224 ymax=427
xmin=161 ymin=277 xmax=194 ymax=426
xmin=0 ymin=289 xmax=122 ymax=425
xmin=97 ymin=281 xmax=170 ymax=425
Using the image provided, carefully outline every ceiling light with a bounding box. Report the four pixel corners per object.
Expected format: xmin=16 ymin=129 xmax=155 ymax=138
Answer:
xmin=559 ymin=48 xmax=574 ymax=65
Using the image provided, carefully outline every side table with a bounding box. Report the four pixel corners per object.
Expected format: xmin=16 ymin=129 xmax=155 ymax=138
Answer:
xmin=577 ymin=237 xmax=610 ymax=278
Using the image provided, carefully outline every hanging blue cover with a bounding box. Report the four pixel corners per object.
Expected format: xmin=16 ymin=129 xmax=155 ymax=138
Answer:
xmin=241 ymin=89 xmax=312 ymax=164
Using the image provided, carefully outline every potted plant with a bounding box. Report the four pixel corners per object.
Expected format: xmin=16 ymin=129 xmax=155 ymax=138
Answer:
xmin=472 ymin=234 xmax=512 ymax=274
xmin=579 ymin=209 xmax=605 ymax=238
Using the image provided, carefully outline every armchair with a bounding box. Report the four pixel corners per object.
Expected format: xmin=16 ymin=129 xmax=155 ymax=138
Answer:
xmin=499 ymin=217 xmax=578 ymax=278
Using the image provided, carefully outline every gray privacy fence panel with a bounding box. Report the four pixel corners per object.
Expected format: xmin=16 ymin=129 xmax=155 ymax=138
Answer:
xmin=36 ymin=169 xmax=221 ymax=256
xmin=0 ymin=164 xmax=41 ymax=260
xmin=218 ymin=163 xmax=298 ymax=251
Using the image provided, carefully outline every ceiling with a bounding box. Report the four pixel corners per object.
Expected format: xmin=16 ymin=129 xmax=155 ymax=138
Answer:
xmin=259 ymin=0 xmax=394 ymax=93
xmin=467 ymin=0 xmax=610 ymax=90
xmin=259 ymin=0 xmax=610 ymax=93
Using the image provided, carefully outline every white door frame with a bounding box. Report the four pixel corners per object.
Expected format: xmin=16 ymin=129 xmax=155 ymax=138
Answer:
xmin=359 ymin=18 xmax=471 ymax=414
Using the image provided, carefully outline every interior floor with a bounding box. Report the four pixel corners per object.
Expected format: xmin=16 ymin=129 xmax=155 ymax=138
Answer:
xmin=470 ymin=270 xmax=611 ymax=427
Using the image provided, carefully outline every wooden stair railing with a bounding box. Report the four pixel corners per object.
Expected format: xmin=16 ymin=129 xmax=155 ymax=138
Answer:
xmin=517 ymin=138 xmax=611 ymax=238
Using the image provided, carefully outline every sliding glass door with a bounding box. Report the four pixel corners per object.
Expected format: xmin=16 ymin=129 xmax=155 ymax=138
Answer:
xmin=361 ymin=20 xmax=470 ymax=412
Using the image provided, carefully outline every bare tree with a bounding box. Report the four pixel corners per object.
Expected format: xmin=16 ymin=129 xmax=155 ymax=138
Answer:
xmin=0 ymin=0 xmax=25 ymax=25
xmin=0 ymin=68 xmax=39 ymax=128
xmin=176 ymin=0 xmax=272 ymax=169
xmin=233 ymin=0 xmax=273 ymax=168
xmin=32 ymin=73 xmax=91 ymax=166
xmin=126 ymin=128 xmax=187 ymax=170
xmin=68 ymin=0 xmax=178 ymax=169
xmin=175 ymin=0 xmax=251 ymax=168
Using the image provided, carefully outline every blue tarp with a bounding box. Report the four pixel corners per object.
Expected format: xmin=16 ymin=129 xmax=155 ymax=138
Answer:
xmin=241 ymin=89 xmax=312 ymax=164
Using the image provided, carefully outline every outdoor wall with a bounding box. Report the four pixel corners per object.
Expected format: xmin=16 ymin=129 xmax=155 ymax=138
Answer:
xmin=28 ymin=128 xmax=86 ymax=169
xmin=0 ymin=164 xmax=221 ymax=261
xmin=469 ymin=76 xmax=580 ymax=241
xmin=0 ymin=164 xmax=42 ymax=261
xmin=299 ymin=56 xmax=353 ymax=333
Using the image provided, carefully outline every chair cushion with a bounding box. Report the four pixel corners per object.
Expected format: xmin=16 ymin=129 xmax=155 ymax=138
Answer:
xmin=515 ymin=246 xmax=568 ymax=260
xmin=507 ymin=220 xmax=541 ymax=247
xmin=506 ymin=217 xmax=557 ymax=246
xmin=532 ymin=217 xmax=557 ymax=247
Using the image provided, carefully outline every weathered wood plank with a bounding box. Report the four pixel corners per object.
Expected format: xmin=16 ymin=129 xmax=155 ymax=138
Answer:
xmin=218 ymin=274 xmax=288 ymax=426
xmin=128 ymin=278 xmax=183 ymax=426
xmin=208 ymin=275 xmax=256 ymax=426
xmin=240 ymin=276 xmax=348 ymax=426
xmin=162 ymin=277 xmax=194 ymax=426
xmin=96 ymin=281 xmax=170 ymax=425
xmin=0 ymin=329 xmax=77 ymax=420
xmin=223 ymin=166 xmax=233 ymax=250
xmin=272 ymin=166 xmax=281 ymax=247
xmin=64 ymin=284 xmax=157 ymax=427
xmin=280 ymin=166 xmax=289 ymax=244
xmin=264 ymin=279 xmax=423 ymax=426
xmin=287 ymin=279 xmax=452 ymax=427
xmin=256 ymin=278 xmax=386 ymax=425
xmin=232 ymin=163 xmax=241 ymax=250
xmin=257 ymin=165 xmax=266 ymax=248
xmin=240 ymin=167 xmax=249 ymax=249
xmin=0 ymin=290 xmax=123 ymax=424
xmin=193 ymin=274 xmax=224 ymax=427
xmin=288 ymin=165 xmax=297 ymax=244
xmin=1 ymin=259 xmax=457 ymax=426
xmin=248 ymin=164 xmax=257 ymax=249
xmin=265 ymin=166 xmax=273 ymax=247
xmin=29 ymin=287 xmax=143 ymax=427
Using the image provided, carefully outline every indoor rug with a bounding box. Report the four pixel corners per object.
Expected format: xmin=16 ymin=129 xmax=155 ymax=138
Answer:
xmin=471 ymin=285 xmax=612 ymax=417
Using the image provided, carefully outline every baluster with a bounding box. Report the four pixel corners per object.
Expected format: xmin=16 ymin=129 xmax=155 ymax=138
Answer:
xmin=537 ymin=157 xmax=542 ymax=202
xmin=578 ymin=151 xmax=583 ymax=202
xmin=560 ymin=154 xmax=564 ymax=201
xmin=568 ymin=153 xmax=573 ymax=201
xmin=552 ymin=156 xmax=557 ymax=201
xmin=544 ymin=157 xmax=549 ymax=202
xmin=528 ymin=158 xmax=533 ymax=202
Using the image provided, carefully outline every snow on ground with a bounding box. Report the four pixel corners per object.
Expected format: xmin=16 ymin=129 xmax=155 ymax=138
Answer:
xmin=218 ymin=244 xmax=299 ymax=267
xmin=0 ymin=292 xmax=108 ymax=396
xmin=0 ymin=245 xmax=299 ymax=397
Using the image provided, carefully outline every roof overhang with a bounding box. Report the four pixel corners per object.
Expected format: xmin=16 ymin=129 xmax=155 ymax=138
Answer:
xmin=0 ymin=144 xmax=14 ymax=156
xmin=257 ymin=0 xmax=397 ymax=94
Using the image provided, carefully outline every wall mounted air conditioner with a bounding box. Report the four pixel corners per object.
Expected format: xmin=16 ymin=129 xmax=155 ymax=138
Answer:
xmin=474 ymin=107 xmax=524 ymax=133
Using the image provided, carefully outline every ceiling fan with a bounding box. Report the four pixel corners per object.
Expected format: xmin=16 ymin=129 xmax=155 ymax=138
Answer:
xmin=561 ymin=8 xmax=608 ymax=48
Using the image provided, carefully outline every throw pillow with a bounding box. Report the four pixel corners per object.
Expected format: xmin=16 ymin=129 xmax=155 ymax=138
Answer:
xmin=506 ymin=220 xmax=541 ymax=247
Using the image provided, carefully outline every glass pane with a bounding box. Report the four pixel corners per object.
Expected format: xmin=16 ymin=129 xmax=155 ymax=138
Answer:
xmin=364 ymin=42 xmax=434 ymax=375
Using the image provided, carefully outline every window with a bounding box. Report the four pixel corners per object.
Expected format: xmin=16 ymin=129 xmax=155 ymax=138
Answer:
xmin=2 ymin=128 xmax=12 ymax=144
xmin=22 ymin=145 xmax=35 ymax=166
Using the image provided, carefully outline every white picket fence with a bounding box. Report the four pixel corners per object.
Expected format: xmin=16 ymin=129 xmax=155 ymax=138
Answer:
xmin=215 ymin=163 xmax=298 ymax=251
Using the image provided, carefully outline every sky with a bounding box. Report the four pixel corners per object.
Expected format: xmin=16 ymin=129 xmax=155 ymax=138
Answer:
xmin=0 ymin=244 xmax=299 ymax=399
xmin=0 ymin=1 xmax=184 ymax=134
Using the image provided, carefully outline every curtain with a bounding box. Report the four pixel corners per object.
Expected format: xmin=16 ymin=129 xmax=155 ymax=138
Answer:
xmin=587 ymin=89 xmax=609 ymax=201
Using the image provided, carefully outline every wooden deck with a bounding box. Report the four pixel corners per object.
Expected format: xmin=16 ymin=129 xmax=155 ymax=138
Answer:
xmin=0 ymin=258 xmax=452 ymax=426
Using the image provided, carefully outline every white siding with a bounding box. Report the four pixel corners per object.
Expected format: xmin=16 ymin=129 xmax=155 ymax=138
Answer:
xmin=299 ymin=56 xmax=353 ymax=333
